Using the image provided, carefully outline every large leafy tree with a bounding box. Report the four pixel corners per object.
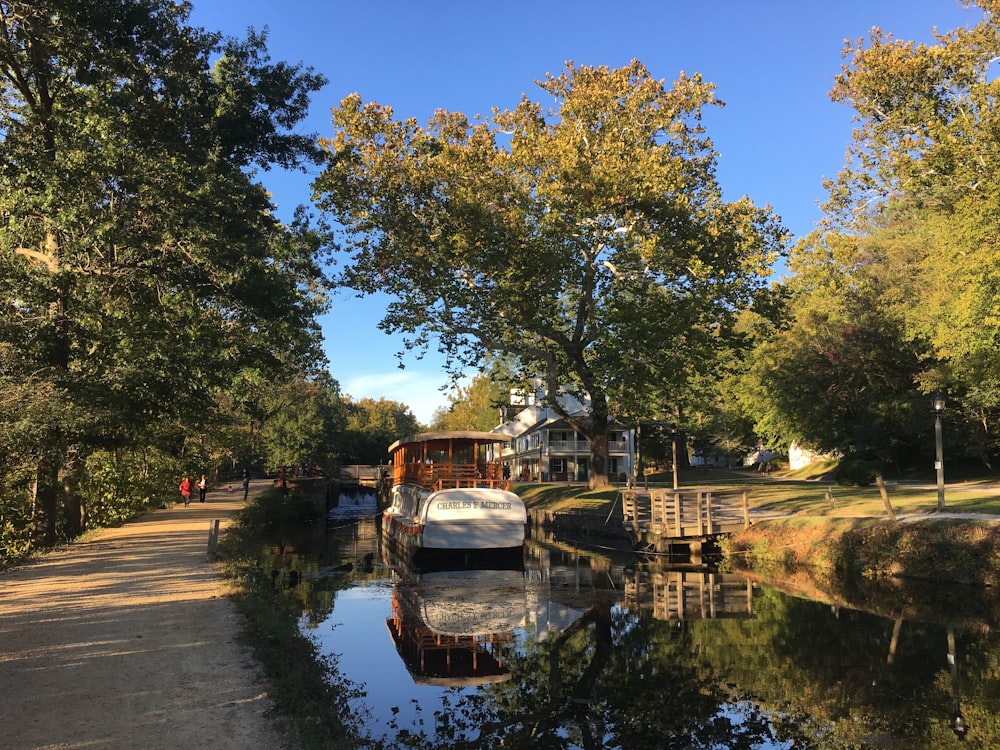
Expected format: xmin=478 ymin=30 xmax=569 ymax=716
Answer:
xmin=260 ymin=371 xmax=347 ymax=474
xmin=315 ymin=60 xmax=785 ymax=488
xmin=335 ymin=397 xmax=421 ymax=466
xmin=739 ymin=230 xmax=930 ymax=468
xmin=0 ymin=1 xmax=330 ymax=544
xmin=821 ymin=0 xmax=1000 ymax=467
xmin=431 ymin=359 xmax=516 ymax=431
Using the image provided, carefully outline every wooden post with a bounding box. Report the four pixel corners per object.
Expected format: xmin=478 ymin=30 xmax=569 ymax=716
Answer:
xmin=741 ymin=490 xmax=750 ymax=529
xmin=653 ymin=490 xmax=665 ymax=532
xmin=888 ymin=616 xmax=903 ymax=665
xmin=206 ymin=519 xmax=221 ymax=559
xmin=606 ymin=493 xmax=622 ymax=527
xmin=875 ymin=475 xmax=898 ymax=524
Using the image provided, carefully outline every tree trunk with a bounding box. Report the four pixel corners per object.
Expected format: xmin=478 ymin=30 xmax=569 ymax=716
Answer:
xmin=673 ymin=403 xmax=690 ymax=471
xmin=39 ymin=242 xmax=73 ymax=544
xmin=33 ymin=457 xmax=61 ymax=546
xmin=64 ymin=488 xmax=83 ymax=538
xmin=587 ymin=427 xmax=609 ymax=489
xmin=585 ymin=389 xmax=611 ymax=488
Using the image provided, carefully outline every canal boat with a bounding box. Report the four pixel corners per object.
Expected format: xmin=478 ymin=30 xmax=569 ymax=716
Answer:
xmin=382 ymin=431 xmax=526 ymax=561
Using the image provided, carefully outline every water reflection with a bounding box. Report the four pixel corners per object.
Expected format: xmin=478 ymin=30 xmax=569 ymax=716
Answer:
xmin=385 ymin=560 xmax=524 ymax=687
xmin=268 ymin=508 xmax=1000 ymax=748
xmin=623 ymin=566 xmax=754 ymax=621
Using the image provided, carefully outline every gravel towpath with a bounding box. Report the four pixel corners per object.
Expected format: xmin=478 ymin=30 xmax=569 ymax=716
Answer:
xmin=0 ymin=480 xmax=289 ymax=750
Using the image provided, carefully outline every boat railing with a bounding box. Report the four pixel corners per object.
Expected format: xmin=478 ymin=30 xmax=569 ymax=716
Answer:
xmin=393 ymin=462 xmax=510 ymax=492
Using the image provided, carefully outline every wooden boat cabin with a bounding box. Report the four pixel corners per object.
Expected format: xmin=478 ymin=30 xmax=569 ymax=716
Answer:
xmin=383 ymin=431 xmax=527 ymax=558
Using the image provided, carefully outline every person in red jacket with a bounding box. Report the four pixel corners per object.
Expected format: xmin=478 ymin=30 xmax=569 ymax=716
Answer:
xmin=179 ymin=476 xmax=192 ymax=507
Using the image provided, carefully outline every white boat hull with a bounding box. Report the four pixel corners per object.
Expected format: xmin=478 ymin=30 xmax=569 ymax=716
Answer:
xmin=383 ymin=486 xmax=526 ymax=555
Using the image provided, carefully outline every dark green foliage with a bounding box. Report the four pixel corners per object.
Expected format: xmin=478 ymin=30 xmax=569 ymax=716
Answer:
xmin=0 ymin=1 xmax=331 ymax=548
xmin=335 ymin=397 xmax=421 ymax=465
xmin=833 ymin=458 xmax=881 ymax=487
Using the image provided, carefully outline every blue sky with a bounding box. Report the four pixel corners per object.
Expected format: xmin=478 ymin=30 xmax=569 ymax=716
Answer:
xmin=189 ymin=0 xmax=975 ymax=424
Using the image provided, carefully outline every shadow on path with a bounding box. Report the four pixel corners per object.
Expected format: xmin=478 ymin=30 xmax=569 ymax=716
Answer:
xmin=0 ymin=480 xmax=290 ymax=750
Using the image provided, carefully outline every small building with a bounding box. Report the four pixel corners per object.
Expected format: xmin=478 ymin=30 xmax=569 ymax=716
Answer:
xmin=492 ymin=383 xmax=635 ymax=483
xmin=787 ymin=442 xmax=837 ymax=470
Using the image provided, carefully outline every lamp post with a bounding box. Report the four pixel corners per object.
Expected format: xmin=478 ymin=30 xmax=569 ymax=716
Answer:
xmin=933 ymin=393 xmax=946 ymax=510
xmin=670 ymin=427 xmax=679 ymax=490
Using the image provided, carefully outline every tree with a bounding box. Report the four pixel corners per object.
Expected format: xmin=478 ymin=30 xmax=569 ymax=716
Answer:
xmin=335 ymin=397 xmax=421 ymax=465
xmin=0 ymin=1 xmax=330 ymax=544
xmin=430 ymin=362 xmax=513 ymax=431
xmin=260 ymin=372 xmax=347 ymax=473
xmin=738 ymin=229 xmax=932 ymax=471
xmin=315 ymin=60 xmax=785 ymax=488
xmin=821 ymin=0 xmax=1000 ymax=468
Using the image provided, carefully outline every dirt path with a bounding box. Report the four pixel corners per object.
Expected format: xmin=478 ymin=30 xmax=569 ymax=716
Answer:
xmin=0 ymin=480 xmax=291 ymax=750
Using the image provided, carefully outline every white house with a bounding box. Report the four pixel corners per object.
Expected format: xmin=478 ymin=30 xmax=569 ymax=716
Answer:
xmin=492 ymin=383 xmax=635 ymax=483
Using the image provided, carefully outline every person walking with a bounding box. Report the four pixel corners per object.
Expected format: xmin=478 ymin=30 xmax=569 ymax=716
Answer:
xmin=179 ymin=476 xmax=192 ymax=507
xmin=241 ymin=469 xmax=250 ymax=501
xmin=198 ymin=474 xmax=207 ymax=503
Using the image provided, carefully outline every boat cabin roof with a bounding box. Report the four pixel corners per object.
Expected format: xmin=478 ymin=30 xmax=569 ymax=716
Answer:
xmin=387 ymin=430 xmax=508 ymax=456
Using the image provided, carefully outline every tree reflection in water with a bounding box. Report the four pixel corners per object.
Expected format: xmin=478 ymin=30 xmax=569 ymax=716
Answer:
xmin=284 ymin=518 xmax=1000 ymax=749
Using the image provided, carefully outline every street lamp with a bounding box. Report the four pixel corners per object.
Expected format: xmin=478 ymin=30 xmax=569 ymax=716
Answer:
xmin=933 ymin=393 xmax=946 ymax=510
xmin=670 ymin=427 xmax=679 ymax=490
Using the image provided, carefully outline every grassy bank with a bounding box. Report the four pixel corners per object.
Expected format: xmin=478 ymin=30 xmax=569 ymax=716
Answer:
xmin=723 ymin=517 xmax=1000 ymax=585
xmin=515 ymin=468 xmax=1000 ymax=584
xmin=219 ymin=488 xmax=362 ymax=750
xmin=520 ymin=467 xmax=1000 ymax=517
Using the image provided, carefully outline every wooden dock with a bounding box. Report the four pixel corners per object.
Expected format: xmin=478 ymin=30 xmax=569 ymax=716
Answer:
xmin=620 ymin=488 xmax=751 ymax=553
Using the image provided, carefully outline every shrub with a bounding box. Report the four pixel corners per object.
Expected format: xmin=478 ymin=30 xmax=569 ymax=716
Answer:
xmin=834 ymin=458 xmax=881 ymax=486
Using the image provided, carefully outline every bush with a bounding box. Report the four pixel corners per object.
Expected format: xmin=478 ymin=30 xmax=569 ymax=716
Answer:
xmin=834 ymin=458 xmax=881 ymax=486
xmin=75 ymin=449 xmax=183 ymax=526
xmin=1 ymin=503 xmax=33 ymax=568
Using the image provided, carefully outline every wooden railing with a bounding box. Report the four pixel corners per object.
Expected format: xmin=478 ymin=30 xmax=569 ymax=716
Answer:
xmin=393 ymin=462 xmax=509 ymax=492
xmin=548 ymin=440 xmax=628 ymax=453
xmin=621 ymin=488 xmax=750 ymax=539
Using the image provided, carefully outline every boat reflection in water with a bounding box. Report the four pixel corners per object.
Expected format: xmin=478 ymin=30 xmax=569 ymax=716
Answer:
xmin=384 ymin=549 xmax=527 ymax=687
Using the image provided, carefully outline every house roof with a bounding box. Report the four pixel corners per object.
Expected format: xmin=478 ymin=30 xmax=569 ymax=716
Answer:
xmin=491 ymin=405 xmax=550 ymax=439
xmin=493 ymin=408 xmax=632 ymax=440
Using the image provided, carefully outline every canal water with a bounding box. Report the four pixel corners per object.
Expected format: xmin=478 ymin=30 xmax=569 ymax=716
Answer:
xmin=267 ymin=491 xmax=1000 ymax=749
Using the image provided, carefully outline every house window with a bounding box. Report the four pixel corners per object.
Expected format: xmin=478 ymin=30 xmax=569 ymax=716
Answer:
xmin=550 ymin=458 xmax=566 ymax=474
